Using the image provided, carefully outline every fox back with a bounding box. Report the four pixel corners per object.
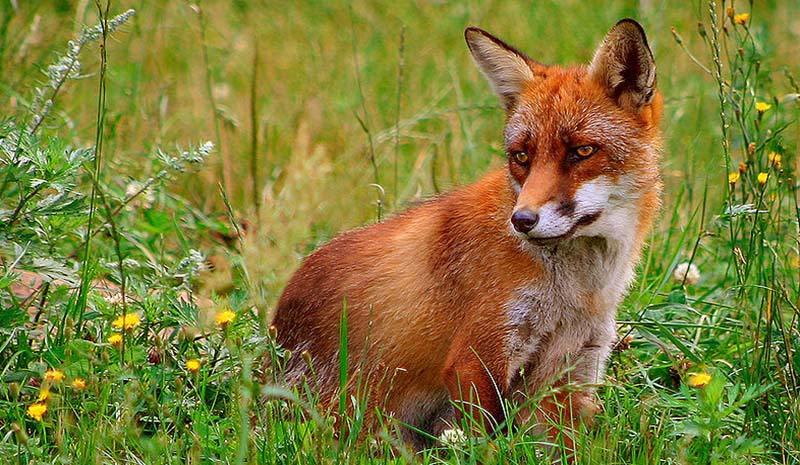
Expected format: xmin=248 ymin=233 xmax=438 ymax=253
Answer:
xmin=273 ymin=19 xmax=662 ymax=449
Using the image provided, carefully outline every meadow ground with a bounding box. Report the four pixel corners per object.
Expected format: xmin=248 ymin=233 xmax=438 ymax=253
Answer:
xmin=0 ymin=1 xmax=798 ymax=463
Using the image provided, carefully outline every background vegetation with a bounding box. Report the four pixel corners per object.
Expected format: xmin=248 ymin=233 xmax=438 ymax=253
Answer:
xmin=0 ymin=0 xmax=797 ymax=463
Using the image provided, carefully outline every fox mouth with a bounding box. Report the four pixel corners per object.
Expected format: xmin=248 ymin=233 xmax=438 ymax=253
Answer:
xmin=517 ymin=212 xmax=601 ymax=245
xmin=526 ymin=232 xmax=573 ymax=246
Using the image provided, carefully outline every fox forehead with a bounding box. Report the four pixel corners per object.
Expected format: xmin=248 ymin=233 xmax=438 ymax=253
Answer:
xmin=503 ymin=67 xmax=645 ymax=158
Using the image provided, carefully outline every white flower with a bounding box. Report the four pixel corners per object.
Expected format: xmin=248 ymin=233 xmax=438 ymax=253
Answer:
xmin=439 ymin=427 xmax=467 ymax=446
xmin=673 ymin=262 xmax=701 ymax=285
xmin=184 ymin=141 xmax=214 ymax=164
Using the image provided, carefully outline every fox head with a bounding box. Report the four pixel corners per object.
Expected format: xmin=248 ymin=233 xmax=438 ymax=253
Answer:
xmin=466 ymin=20 xmax=662 ymax=246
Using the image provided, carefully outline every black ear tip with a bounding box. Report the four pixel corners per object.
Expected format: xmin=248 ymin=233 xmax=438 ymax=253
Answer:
xmin=611 ymin=18 xmax=651 ymax=51
xmin=614 ymin=18 xmax=648 ymax=37
xmin=616 ymin=18 xmax=641 ymax=26
xmin=464 ymin=26 xmax=485 ymax=43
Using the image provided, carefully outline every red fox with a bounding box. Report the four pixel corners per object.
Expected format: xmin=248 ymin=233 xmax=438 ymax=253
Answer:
xmin=273 ymin=19 xmax=662 ymax=449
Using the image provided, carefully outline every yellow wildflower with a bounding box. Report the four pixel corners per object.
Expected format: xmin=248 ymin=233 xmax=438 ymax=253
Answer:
xmin=112 ymin=313 xmax=141 ymax=331
xmin=44 ymin=369 xmax=65 ymax=383
xmin=186 ymin=359 xmax=201 ymax=374
xmin=27 ymin=403 xmax=47 ymax=422
xmin=38 ymin=388 xmax=51 ymax=402
xmin=71 ymin=378 xmax=87 ymax=390
xmin=733 ymin=13 xmax=750 ymax=25
xmin=768 ymin=152 xmax=782 ymax=168
xmin=215 ymin=310 xmax=236 ymax=328
xmin=757 ymin=172 xmax=769 ymax=185
xmin=688 ymin=371 xmax=712 ymax=388
xmin=108 ymin=333 xmax=123 ymax=347
xmin=755 ymin=101 xmax=771 ymax=114
xmin=728 ymin=172 xmax=740 ymax=184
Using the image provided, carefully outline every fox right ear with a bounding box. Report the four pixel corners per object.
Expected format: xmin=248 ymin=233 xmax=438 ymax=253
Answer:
xmin=465 ymin=27 xmax=536 ymax=110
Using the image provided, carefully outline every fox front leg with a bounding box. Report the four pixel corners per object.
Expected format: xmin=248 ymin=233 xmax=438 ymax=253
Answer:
xmin=442 ymin=344 xmax=508 ymax=436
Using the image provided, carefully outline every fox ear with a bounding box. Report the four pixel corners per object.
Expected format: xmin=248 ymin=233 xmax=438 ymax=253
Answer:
xmin=589 ymin=19 xmax=656 ymax=111
xmin=465 ymin=27 xmax=536 ymax=110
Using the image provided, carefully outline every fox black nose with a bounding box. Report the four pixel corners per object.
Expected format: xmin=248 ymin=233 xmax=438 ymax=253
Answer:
xmin=511 ymin=209 xmax=539 ymax=234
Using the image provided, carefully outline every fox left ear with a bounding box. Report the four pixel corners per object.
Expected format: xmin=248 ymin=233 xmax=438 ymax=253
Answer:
xmin=589 ymin=19 xmax=656 ymax=111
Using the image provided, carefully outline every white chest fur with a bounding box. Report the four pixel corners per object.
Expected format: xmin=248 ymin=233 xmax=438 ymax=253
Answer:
xmin=503 ymin=235 xmax=634 ymax=388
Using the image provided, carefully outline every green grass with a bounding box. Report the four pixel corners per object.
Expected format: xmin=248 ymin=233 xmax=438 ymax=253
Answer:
xmin=0 ymin=0 xmax=798 ymax=463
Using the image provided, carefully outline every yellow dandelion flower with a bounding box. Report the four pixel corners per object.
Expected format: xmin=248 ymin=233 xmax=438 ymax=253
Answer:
xmin=108 ymin=333 xmax=123 ymax=347
xmin=186 ymin=359 xmax=201 ymax=374
xmin=728 ymin=172 xmax=740 ymax=184
xmin=112 ymin=313 xmax=141 ymax=331
xmin=757 ymin=172 xmax=769 ymax=185
xmin=38 ymin=388 xmax=51 ymax=402
xmin=215 ymin=310 xmax=236 ymax=327
xmin=27 ymin=402 xmax=47 ymax=422
xmin=71 ymin=378 xmax=87 ymax=389
xmin=768 ymin=152 xmax=782 ymax=168
xmin=688 ymin=371 xmax=712 ymax=388
xmin=755 ymin=101 xmax=771 ymax=114
xmin=44 ymin=369 xmax=65 ymax=383
xmin=733 ymin=13 xmax=750 ymax=25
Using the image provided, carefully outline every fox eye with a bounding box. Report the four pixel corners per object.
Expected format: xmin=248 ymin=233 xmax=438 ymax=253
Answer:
xmin=574 ymin=145 xmax=597 ymax=158
xmin=512 ymin=151 xmax=529 ymax=165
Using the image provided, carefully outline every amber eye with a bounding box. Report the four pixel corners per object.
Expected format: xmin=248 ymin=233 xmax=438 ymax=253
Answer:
xmin=512 ymin=151 xmax=529 ymax=165
xmin=575 ymin=145 xmax=597 ymax=158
